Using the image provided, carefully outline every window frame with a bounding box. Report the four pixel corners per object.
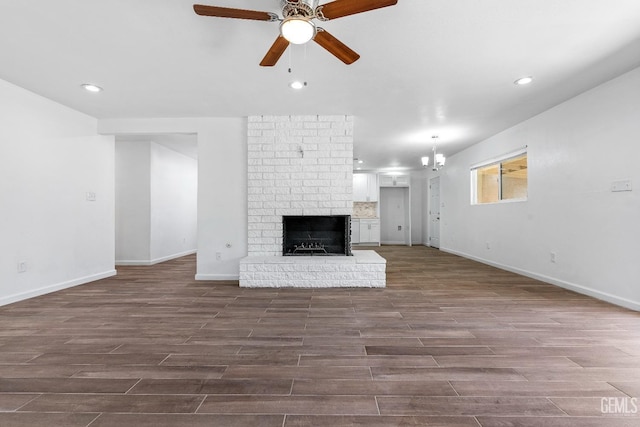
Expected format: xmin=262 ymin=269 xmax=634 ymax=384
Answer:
xmin=470 ymin=147 xmax=528 ymax=205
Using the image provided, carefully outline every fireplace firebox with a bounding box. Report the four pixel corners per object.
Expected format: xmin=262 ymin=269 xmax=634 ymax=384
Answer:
xmin=283 ymin=215 xmax=351 ymax=256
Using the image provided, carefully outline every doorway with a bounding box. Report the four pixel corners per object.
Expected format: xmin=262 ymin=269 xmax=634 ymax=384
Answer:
xmin=114 ymin=133 xmax=198 ymax=265
xmin=429 ymin=176 xmax=441 ymax=248
xmin=380 ymin=187 xmax=411 ymax=245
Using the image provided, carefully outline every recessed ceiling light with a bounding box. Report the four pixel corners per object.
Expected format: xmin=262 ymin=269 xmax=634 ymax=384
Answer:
xmin=81 ymin=83 xmax=103 ymax=93
xmin=514 ymin=76 xmax=533 ymax=86
xmin=357 ymin=160 xmax=364 ymax=164
xmin=289 ymin=81 xmax=306 ymax=90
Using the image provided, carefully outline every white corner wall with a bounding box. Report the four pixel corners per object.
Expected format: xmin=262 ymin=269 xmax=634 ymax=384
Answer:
xmin=150 ymin=142 xmax=198 ymax=262
xmin=0 ymin=78 xmax=116 ymax=306
xmin=437 ymin=66 xmax=640 ymax=311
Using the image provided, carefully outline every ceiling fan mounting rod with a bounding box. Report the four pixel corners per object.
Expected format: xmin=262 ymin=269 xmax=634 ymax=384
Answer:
xmin=283 ymin=0 xmax=319 ymax=8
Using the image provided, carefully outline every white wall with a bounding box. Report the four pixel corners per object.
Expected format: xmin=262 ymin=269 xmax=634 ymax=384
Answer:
xmin=115 ymin=141 xmax=151 ymax=262
xmin=195 ymin=119 xmax=247 ymax=279
xmin=436 ymin=66 xmax=640 ymax=311
xmin=150 ymin=142 xmax=197 ymax=262
xmin=115 ymin=140 xmax=197 ymax=265
xmin=0 ymin=78 xmax=115 ymax=306
xmin=421 ymin=171 xmax=431 ymax=245
xmin=410 ymin=171 xmax=423 ymax=245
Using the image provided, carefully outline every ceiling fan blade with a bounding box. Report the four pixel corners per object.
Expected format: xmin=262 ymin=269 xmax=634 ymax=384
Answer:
xmin=193 ymin=4 xmax=276 ymax=21
xmin=314 ymin=29 xmax=360 ymax=64
xmin=316 ymin=0 xmax=397 ymax=20
xmin=260 ymin=36 xmax=290 ymax=67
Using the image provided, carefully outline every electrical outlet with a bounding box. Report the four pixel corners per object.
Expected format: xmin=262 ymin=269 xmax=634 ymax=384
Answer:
xmin=486 ymin=242 xmax=491 ymax=250
xmin=216 ymin=252 xmax=222 ymax=261
xmin=17 ymin=261 xmax=27 ymax=273
xmin=550 ymin=252 xmax=557 ymax=263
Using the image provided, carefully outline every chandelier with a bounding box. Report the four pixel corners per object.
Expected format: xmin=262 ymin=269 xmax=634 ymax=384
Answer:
xmin=421 ymin=136 xmax=446 ymax=171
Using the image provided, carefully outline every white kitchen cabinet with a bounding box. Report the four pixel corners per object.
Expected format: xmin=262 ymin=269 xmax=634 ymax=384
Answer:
xmin=353 ymin=173 xmax=378 ymax=202
xmin=379 ymin=174 xmax=410 ymax=187
xmin=358 ymin=219 xmax=380 ymax=245
xmin=351 ymin=219 xmax=360 ymax=244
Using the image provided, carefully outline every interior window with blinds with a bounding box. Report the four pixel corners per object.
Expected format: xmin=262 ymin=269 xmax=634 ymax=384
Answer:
xmin=471 ymin=150 xmax=528 ymax=204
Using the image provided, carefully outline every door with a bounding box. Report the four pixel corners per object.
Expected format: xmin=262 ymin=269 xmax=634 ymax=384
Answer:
xmin=429 ymin=176 xmax=441 ymax=248
xmin=380 ymin=187 xmax=406 ymax=245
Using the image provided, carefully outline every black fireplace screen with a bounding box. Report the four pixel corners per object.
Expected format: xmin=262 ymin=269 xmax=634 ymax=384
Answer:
xmin=283 ymin=215 xmax=351 ymax=256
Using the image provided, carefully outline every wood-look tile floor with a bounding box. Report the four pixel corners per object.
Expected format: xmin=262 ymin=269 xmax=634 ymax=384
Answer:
xmin=1 ymin=246 xmax=639 ymax=426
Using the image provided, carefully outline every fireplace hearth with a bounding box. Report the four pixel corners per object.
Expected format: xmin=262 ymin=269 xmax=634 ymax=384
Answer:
xmin=283 ymin=215 xmax=351 ymax=256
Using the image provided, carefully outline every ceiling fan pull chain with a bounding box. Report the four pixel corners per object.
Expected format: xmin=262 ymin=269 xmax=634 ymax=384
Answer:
xmin=288 ymin=44 xmax=293 ymax=72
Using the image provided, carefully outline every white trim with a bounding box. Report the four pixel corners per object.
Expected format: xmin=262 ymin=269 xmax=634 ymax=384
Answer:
xmin=195 ymin=273 xmax=239 ymax=281
xmin=0 ymin=270 xmax=117 ymax=307
xmin=469 ymin=146 xmax=527 ymax=170
xmin=441 ymin=248 xmax=640 ymax=312
xmin=381 ymin=240 xmax=406 ymax=245
xmin=115 ymin=250 xmax=197 ymax=266
xmin=474 ymin=197 xmax=528 ymax=206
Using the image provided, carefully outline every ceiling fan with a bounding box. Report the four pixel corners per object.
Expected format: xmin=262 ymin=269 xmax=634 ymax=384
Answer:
xmin=193 ymin=0 xmax=398 ymax=66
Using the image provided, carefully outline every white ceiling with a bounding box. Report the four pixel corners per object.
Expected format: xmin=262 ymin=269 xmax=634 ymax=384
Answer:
xmin=1 ymin=0 xmax=640 ymax=171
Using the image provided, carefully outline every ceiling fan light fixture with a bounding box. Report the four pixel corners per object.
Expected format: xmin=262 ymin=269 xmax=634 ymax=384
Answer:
xmin=280 ymin=17 xmax=316 ymax=44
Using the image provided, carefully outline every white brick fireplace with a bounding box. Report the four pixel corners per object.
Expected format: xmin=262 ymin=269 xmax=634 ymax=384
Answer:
xmin=239 ymin=115 xmax=386 ymax=288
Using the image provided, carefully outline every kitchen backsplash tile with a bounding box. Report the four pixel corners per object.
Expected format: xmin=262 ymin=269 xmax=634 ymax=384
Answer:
xmin=353 ymin=202 xmax=378 ymax=219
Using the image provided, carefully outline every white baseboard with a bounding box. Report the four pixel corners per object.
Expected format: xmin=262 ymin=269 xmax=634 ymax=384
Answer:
xmin=195 ymin=273 xmax=239 ymax=281
xmin=116 ymin=250 xmax=197 ymax=266
xmin=0 ymin=270 xmax=117 ymax=307
xmin=381 ymin=241 xmax=407 ymax=245
xmin=441 ymin=248 xmax=640 ymax=312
